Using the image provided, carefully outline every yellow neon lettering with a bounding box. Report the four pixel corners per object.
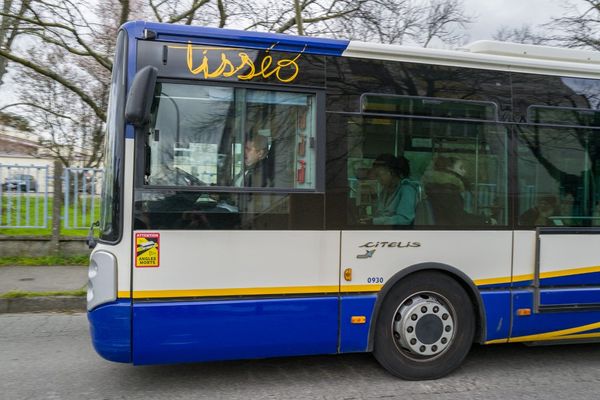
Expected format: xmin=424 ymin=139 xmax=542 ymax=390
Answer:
xmin=275 ymin=52 xmax=301 ymax=83
xmin=185 ymin=43 xmax=301 ymax=83
xmin=236 ymin=52 xmax=256 ymax=80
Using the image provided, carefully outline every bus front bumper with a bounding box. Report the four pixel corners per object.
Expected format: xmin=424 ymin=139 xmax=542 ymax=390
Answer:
xmin=87 ymin=300 xmax=131 ymax=363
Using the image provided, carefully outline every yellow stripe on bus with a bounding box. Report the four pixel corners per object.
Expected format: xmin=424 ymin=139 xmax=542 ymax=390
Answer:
xmin=130 ymin=285 xmax=339 ymax=298
xmin=485 ymin=322 xmax=600 ymax=344
xmin=475 ymin=265 xmax=600 ymax=287
xmin=118 ymin=265 xmax=600 ymax=299
xmin=539 ymin=265 xmax=600 ymax=279
xmin=507 ymin=321 xmax=600 ymax=342
xmin=118 ymin=284 xmax=383 ymax=299
xmin=341 ymin=284 xmax=383 ymax=293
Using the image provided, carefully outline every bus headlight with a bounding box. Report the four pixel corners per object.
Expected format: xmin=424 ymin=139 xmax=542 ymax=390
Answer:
xmin=88 ymin=251 xmax=117 ymax=311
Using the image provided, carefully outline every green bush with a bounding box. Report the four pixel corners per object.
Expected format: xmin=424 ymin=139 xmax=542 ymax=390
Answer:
xmin=0 ymin=255 xmax=89 ymax=266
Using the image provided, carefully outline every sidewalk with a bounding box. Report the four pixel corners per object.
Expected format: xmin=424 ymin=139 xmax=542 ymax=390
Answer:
xmin=0 ymin=266 xmax=88 ymax=313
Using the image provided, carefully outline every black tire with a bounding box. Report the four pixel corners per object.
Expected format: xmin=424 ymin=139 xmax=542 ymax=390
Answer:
xmin=373 ymin=271 xmax=475 ymax=380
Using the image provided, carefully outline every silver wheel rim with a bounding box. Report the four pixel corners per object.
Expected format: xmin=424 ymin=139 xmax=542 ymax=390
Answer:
xmin=391 ymin=291 xmax=456 ymax=361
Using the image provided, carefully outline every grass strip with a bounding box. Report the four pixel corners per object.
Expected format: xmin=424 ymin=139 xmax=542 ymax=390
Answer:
xmin=1 ymin=288 xmax=86 ymax=299
xmin=0 ymin=255 xmax=89 ymax=266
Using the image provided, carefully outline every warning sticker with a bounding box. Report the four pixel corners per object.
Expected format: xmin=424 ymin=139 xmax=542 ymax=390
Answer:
xmin=135 ymin=232 xmax=160 ymax=268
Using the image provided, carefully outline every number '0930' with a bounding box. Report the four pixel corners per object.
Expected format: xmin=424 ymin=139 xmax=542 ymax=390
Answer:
xmin=367 ymin=277 xmax=384 ymax=284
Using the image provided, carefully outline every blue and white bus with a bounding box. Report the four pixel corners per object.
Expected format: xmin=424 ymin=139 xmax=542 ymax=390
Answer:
xmin=88 ymin=21 xmax=600 ymax=380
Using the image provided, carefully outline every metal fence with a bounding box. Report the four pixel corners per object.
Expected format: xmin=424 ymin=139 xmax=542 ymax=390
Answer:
xmin=63 ymin=167 xmax=103 ymax=229
xmin=0 ymin=163 xmax=103 ymax=230
xmin=0 ymin=164 xmax=50 ymax=228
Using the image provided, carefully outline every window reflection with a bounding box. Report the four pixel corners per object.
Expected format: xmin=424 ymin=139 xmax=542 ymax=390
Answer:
xmin=517 ymin=126 xmax=600 ymax=227
xmin=329 ymin=115 xmax=508 ymax=229
xmin=134 ymin=191 xmax=323 ymax=230
xmin=147 ymin=83 xmax=317 ymax=190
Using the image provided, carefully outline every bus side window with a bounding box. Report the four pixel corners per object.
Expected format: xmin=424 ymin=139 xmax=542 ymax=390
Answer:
xmin=340 ymin=115 xmax=508 ymax=229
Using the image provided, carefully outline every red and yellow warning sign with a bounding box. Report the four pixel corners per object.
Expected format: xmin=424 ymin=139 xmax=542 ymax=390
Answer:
xmin=135 ymin=232 xmax=160 ymax=268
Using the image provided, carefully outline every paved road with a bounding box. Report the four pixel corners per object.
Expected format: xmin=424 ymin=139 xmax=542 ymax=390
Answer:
xmin=2 ymin=313 xmax=600 ymax=400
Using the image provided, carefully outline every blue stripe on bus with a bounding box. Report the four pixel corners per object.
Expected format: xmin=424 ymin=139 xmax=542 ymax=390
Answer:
xmin=121 ymin=21 xmax=350 ymax=56
xmin=87 ymin=300 xmax=132 ymax=363
xmin=477 ymin=282 xmax=514 ymax=290
xmin=132 ymin=296 xmax=338 ymax=365
xmin=339 ymin=294 xmax=377 ymax=353
xmin=540 ymin=271 xmax=600 ymax=287
xmin=540 ymin=287 xmax=600 ymax=306
xmin=511 ymin=290 xmax=600 ymax=338
xmin=509 ymin=279 xmax=534 ymax=288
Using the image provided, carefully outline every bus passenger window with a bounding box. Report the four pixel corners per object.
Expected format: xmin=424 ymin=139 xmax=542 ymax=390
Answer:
xmin=340 ymin=115 xmax=508 ymax=229
xmin=421 ymin=156 xmax=487 ymax=226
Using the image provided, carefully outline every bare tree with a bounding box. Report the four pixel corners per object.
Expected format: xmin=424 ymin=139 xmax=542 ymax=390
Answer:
xmin=236 ymin=0 xmax=368 ymax=36
xmin=0 ymin=0 xmax=136 ymax=166
xmin=420 ymin=0 xmax=472 ymax=47
xmin=492 ymin=25 xmax=547 ymax=45
xmin=1 ymin=0 xmax=473 ymax=167
xmin=0 ymin=0 xmax=32 ymax=86
xmin=335 ymin=0 xmax=472 ymax=47
xmin=10 ymin=49 xmax=106 ymax=167
xmin=544 ymin=0 xmax=600 ymax=50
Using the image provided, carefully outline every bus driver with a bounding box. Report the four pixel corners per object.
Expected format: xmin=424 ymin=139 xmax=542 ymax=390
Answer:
xmin=235 ymin=135 xmax=272 ymax=188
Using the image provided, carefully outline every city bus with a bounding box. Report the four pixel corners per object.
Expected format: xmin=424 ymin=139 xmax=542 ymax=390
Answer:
xmin=87 ymin=20 xmax=600 ymax=380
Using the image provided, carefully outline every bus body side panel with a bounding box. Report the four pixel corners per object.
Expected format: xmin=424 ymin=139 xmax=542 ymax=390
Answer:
xmin=132 ymin=297 xmax=338 ymax=365
xmin=339 ymin=294 xmax=377 ymax=353
xmin=478 ymin=290 xmax=512 ymax=342
xmin=339 ymin=230 xmax=513 ymax=344
xmin=131 ymin=230 xmax=340 ymax=364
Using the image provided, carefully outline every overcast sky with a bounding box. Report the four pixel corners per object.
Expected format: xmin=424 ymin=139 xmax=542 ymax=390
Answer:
xmin=0 ymin=0 xmax=574 ymax=108
xmin=462 ymin=0 xmax=566 ymax=43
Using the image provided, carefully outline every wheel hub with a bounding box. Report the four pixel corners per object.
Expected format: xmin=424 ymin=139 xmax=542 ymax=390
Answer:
xmin=393 ymin=294 xmax=455 ymax=357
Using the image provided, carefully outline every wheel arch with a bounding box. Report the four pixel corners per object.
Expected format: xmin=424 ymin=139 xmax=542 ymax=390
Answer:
xmin=366 ymin=262 xmax=486 ymax=351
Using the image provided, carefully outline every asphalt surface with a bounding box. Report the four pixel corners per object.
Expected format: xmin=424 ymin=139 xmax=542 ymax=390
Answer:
xmin=2 ymin=312 xmax=600 ymax=400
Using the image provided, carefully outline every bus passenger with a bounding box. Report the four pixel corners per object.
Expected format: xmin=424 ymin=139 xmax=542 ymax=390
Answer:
xmin=235 ymin=135 xmax=272 ymax=187
xmin=519 ymin=195 xmax=558 ymax=226
xmin=422 ymin=156 xmax=485 ymax=226
xmin=361 ymin=154 xmax=417 ymax=225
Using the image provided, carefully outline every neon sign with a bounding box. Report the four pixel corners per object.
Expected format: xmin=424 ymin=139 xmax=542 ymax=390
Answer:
xmin=178 ymin=43 xmax=302 ymax=83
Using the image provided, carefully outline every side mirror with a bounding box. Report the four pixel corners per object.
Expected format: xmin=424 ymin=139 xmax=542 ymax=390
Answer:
xmin=125 ymin=66 xmax=158 ymax=127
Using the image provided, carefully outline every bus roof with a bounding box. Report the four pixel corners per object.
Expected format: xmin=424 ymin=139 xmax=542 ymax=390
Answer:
xmin=344 ymin=40 xmax=600 ymax=78
xmin=123 ymin=21 xmax=600 ymax=79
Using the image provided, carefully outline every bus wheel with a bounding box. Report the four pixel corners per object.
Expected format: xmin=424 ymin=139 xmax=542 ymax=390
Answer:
xmin=373 ymin=271 xmax=475 ymax=380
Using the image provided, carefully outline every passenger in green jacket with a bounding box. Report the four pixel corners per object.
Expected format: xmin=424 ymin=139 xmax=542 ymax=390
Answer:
xmin=362 ymin=154 xmax=417 ymax=226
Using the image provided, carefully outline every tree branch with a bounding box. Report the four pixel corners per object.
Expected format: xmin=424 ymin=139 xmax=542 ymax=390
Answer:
xmin=0 ymin=102 xmax=76 ymax=121
xmin=167 ymin=0 xmax=211 ymax=24
xmin=0 ymin=48 xmax=105 ymax=121
xmin=0 ymin=10 xmax=112 ymax=71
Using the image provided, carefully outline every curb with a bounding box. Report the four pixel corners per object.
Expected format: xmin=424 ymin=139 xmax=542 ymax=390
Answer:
xmin=0 ymin=296 xmax=86 ymax=314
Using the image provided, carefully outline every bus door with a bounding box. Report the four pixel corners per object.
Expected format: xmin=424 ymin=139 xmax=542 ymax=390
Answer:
xmin=511 ymin=123 xmax=600 ymax=342
xmin=535 ymin=228 xmax=600 ymax=310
